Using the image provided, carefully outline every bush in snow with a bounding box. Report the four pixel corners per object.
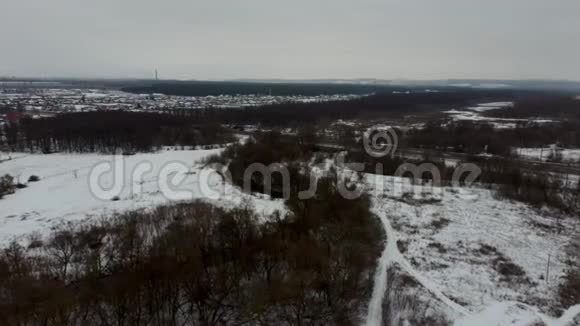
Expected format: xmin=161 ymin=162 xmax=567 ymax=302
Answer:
xmin=0 ymin=174 xmax=15 ymax=198
xmin=15 ymin=183 xmax=27 ymax=189
xmin=28 ymin=175 xmax=40 ymax=182
xmin=27 ymin=232 xmax=44 ymax=250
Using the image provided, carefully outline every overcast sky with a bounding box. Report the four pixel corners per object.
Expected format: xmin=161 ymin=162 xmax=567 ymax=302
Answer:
xmin=1 ymin=0 xmax=579 ymax=80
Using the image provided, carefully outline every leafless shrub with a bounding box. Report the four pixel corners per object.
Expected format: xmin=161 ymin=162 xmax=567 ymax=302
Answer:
xmin=27 ymin=175 xmax=40 ymax=182
xmin=26 ymin=232 xmax=44 ymax=250
xmin=560 ymin=235 xmax=580 ymax=308
xmin=431 ymin=217 xmax=451 ymax=230
xmin=490 ymin=251 xmax=529 ymax=285
xmin=382 ymin=266 xmax=451 ymax=326
xmin=0 ymin=174 xmax=15 ymax=198
xmin=428 ymin=242 xmax=448 ymax=254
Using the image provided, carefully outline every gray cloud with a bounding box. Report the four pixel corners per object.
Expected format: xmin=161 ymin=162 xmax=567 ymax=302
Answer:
xmin=1 ymin=0 xmax=579 ymax=80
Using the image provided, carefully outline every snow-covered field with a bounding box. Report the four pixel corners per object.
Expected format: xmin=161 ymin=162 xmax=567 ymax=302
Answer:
xmin=364 ymin=174 xmax=580 ymax=325
xmin=0 ymin=149 xmax=285 ymax=245
xmin=516 ymin=147 xmax=580 ymax=163
xmin=466 ymin=101 xmax=514 ymax=112
xmin=444 ymin=101 xmax=555 ymax=129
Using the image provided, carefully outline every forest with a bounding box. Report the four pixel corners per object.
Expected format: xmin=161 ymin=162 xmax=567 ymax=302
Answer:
xmin=485 ymin=96 xmax=580 ymax=120
xmin=1 ymin=111 xmax=234 ymax=154
xmin=121 ymin=80 xmax=389 ymax=96
xmin=348 ymin=140 xmax=580 ymax=213
xmin=155 ymin=89 xmax=525 ymax=126
xmin=404 ymin=120 xmax=580 ymax=156
xmin=1 ymin=90 xmax=525 ymax=154
xmin=0 ymin=167 xmax=383 ymax=325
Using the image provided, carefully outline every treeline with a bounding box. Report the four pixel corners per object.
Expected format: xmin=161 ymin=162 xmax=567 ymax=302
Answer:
xmin=216 ymin=130 xmax=580 ymax=213
xmin=122 ymin=81 xmax=389 ymax=96
xmin=347 ymin=148 xmax=458 ymax=186
xmin=473 ymin=156 xmax=580 ymax=213
xmin=405 ymin=121 xmax=512 ymax=156
xmin=136 ymin=90 xmax=522 ymax=126
xmin=0 ymin=177 xmax=383 ymax=325
xmin=404 ymin=120 xmax=580 ymax=156
xmin=1 ymin=111 xmax=234 ymax=154
xmin=211 ymin=131 xmax=318 ymax=197
xmin=486 ymin=96 xmax=580 ymax=121
xmin=347 ymin=142 xmax=580 ymax=213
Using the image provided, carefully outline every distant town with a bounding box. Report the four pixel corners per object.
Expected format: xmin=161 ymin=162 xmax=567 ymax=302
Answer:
xmin=0 ymin=86 xmax=362 ymax=125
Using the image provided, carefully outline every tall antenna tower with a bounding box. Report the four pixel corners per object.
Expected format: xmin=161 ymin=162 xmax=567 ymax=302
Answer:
xmin=155 ymin=69 xmax=158 ymax=81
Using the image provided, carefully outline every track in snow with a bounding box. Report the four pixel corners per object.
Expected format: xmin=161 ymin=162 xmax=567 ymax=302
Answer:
xmin=364 ymin=211 xmax=395 ymax=326
xmin=364 ymin=200 xmax=470 ymax=326
xmin=363 ymin=192 xmax=580 ymax=326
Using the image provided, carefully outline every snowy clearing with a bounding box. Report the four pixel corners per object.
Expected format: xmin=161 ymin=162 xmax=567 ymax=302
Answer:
xmin=0 ymin=149 xmax=285 ymax=245
xmin=363 ymin=174 xmax=580 ymax=325
xmin=516 ymin=147 xmax=580 ymax=163
xmin=466 ymin=101 xmax=514 ymax=112
xmin=444 ymin=101 xmax=556 ymax=129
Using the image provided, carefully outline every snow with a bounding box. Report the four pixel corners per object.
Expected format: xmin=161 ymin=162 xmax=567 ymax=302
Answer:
xmin=454 ymin=302 xmax=545 ymax=326
xmin=362 ymin=174 xmax=580 ymax=325
xmin=0 ymin=87 xmax=363 ymax=113
xmin=83 ymin=91 xmax=109 ymax=98
xmin=466 ymin=101 xmax=514 ymax=112
xmin=445 ymin=101 xmax=555 ymax=128
xmin=364 ymin=208 xmax=391 ymax=326
xmin=476 ymin=83 xmax=512 ymax=89
xmin=477 ymin=102 xmax=515 ymax=108
xmin=449 ymin=83 xmax=473 ymax=88
xmin=448 ymin=83 xmax=511 ymax=89
xmin=455 ymin=302 xmax=580 ymax=326
xmin=0 ymin=149 xmax=286 ymax=245
xmin=334 ymin=119 xmax=359 ymax=127
xmin=365 ymin=176 xmax=471 ymax=326
xmin=365 ymin=194 xmax=469 ymax=326
xmin=2 ymin=149 xmax=580 ymax=325
xmin=516 ymin=147 xmax=580 ymax=163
